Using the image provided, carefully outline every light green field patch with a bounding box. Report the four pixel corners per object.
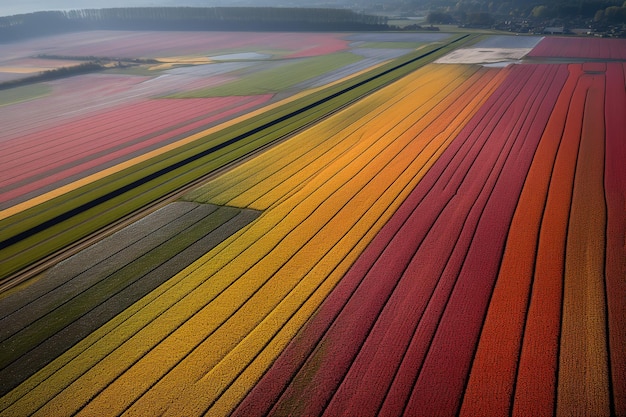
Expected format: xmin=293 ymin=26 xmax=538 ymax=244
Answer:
xmin=360 ymin=42 xmax=424 ymax=49
xmin=0 ymin=84 xmax=51 ymax=106
xmin=436 ymin=24 xmax=509 ymax=34
xmin=104 ymin=66 xmax=164 ymax=76
xmin=211 ymin=48 xmax=290 ymax=59
xmin=387 ymin=18 xmax=426 ymax=28
xmin=168 ymin=52 xmax=364 ymax=98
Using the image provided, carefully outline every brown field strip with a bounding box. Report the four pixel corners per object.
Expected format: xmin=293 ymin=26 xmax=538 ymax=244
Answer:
xmin=459 ymin=63 xmax=578 ymax=416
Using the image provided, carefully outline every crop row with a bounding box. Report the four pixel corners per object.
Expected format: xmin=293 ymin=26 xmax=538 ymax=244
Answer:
xmin=0 ymin=75 xmax=151 ymax=140
xmin=235 ymin=62 xmax=568 ymax=417
xmin=0 ymin=61 xmax=505 ymax=416
xmin=528 ymin=36 xmax=626 ymax=60
xmin=0 ymin=74 xmax=230 ymax=142
xmin=12 ymin=31 xmax=352 ymax=61
xmin=235 ymin=62 xmax=625 ymax=417
xmin=0 ymin=34 xmax=472 ymax=282
xmin=605 ymin=62 xmax=626 ymax=417
xmin=459 ymin=62 xmax=584 ymax=417
xmin=0 ymin=97 xmax=248 ymax=159
xmin=0 ymin=202 xmax=260 ymax=396
xmin=460 ymin=62 xmax=623 ymax=417
xmin=558 ymin=69 xmax=608 ymax=416
xmin=0 ymin=95 xmax=272 ymax=206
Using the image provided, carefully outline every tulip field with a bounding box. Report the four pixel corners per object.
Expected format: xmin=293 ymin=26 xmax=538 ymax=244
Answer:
xmin=0 ymin=30 xmax=457 ymax=280
xmin=0 ymin=34 xmax=624 ymax=416
xmin=1 ymin=31 xmax=443 ymax=210
xmin=527 ymin=36 xmax=626 ymax=59
xmin=0 ymin=95 xmax=274 ymax=206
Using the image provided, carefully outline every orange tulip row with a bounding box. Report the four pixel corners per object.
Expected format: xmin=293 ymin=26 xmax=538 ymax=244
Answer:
xmin=235 ymin=62 xmax=567 ymax=417
xmin=463 ymin=63 xmax=623 ymax=417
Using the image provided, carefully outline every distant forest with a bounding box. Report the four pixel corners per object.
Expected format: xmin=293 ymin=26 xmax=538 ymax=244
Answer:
xmin=0 ymin=7 xmax=389 ymax=42
xmin=404 ymin=0 xmax=624 ymax=17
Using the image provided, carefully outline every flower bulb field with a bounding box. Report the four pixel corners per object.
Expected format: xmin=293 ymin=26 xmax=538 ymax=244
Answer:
xmin=0 ymin=31 xmax=624 ymax=416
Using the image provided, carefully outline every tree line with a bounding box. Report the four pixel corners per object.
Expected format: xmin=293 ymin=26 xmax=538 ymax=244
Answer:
xmin=422 ymin=0 xmax=626 ymax=26
xmin=0 ymin=7 xmax=389 ymax=42
xmin=0 ymin=62 xmax=104 ymax=90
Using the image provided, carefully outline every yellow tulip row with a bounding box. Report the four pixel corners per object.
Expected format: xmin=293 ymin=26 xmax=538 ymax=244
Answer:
xmin=186 ymin=63 xmax=461 ymax=209
xmin=1 ymin=63 xmax=507 ymax=416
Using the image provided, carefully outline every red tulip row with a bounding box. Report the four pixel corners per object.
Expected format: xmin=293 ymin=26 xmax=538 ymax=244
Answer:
xmin=461 ymin=62 xmax=585 ymax=417
xmin=36 ymin=31 xmax=351 ymax=60
xmin=235 ymin=63 xmax=568 ymax=416
xmin=235 ymin=61 xmax=626 ymax=417
xmin=463 ymin=62 xmax=622 ymax=417
xmin=0 ymin=74 xmax=235 ymax=143
xmin=528 ymin=36 xmax=626 ymax=60
xmin=0 ymin=95 xmax=272 ymax=206
xmin=0 ymin=62 xmax=504 ymax=417
xmin=604 ymin=62 xmax=626 ymax=417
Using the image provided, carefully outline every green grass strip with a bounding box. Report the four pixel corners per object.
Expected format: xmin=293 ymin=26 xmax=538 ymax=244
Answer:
xmin=0 ymin=84 xmax=51 ymax=106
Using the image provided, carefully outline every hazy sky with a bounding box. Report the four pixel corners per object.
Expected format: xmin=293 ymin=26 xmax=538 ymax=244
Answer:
xmin=0 ymin=0 xmax=317 ymax=17
xmin=0 ymin=1 xmax=206 ymax=16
